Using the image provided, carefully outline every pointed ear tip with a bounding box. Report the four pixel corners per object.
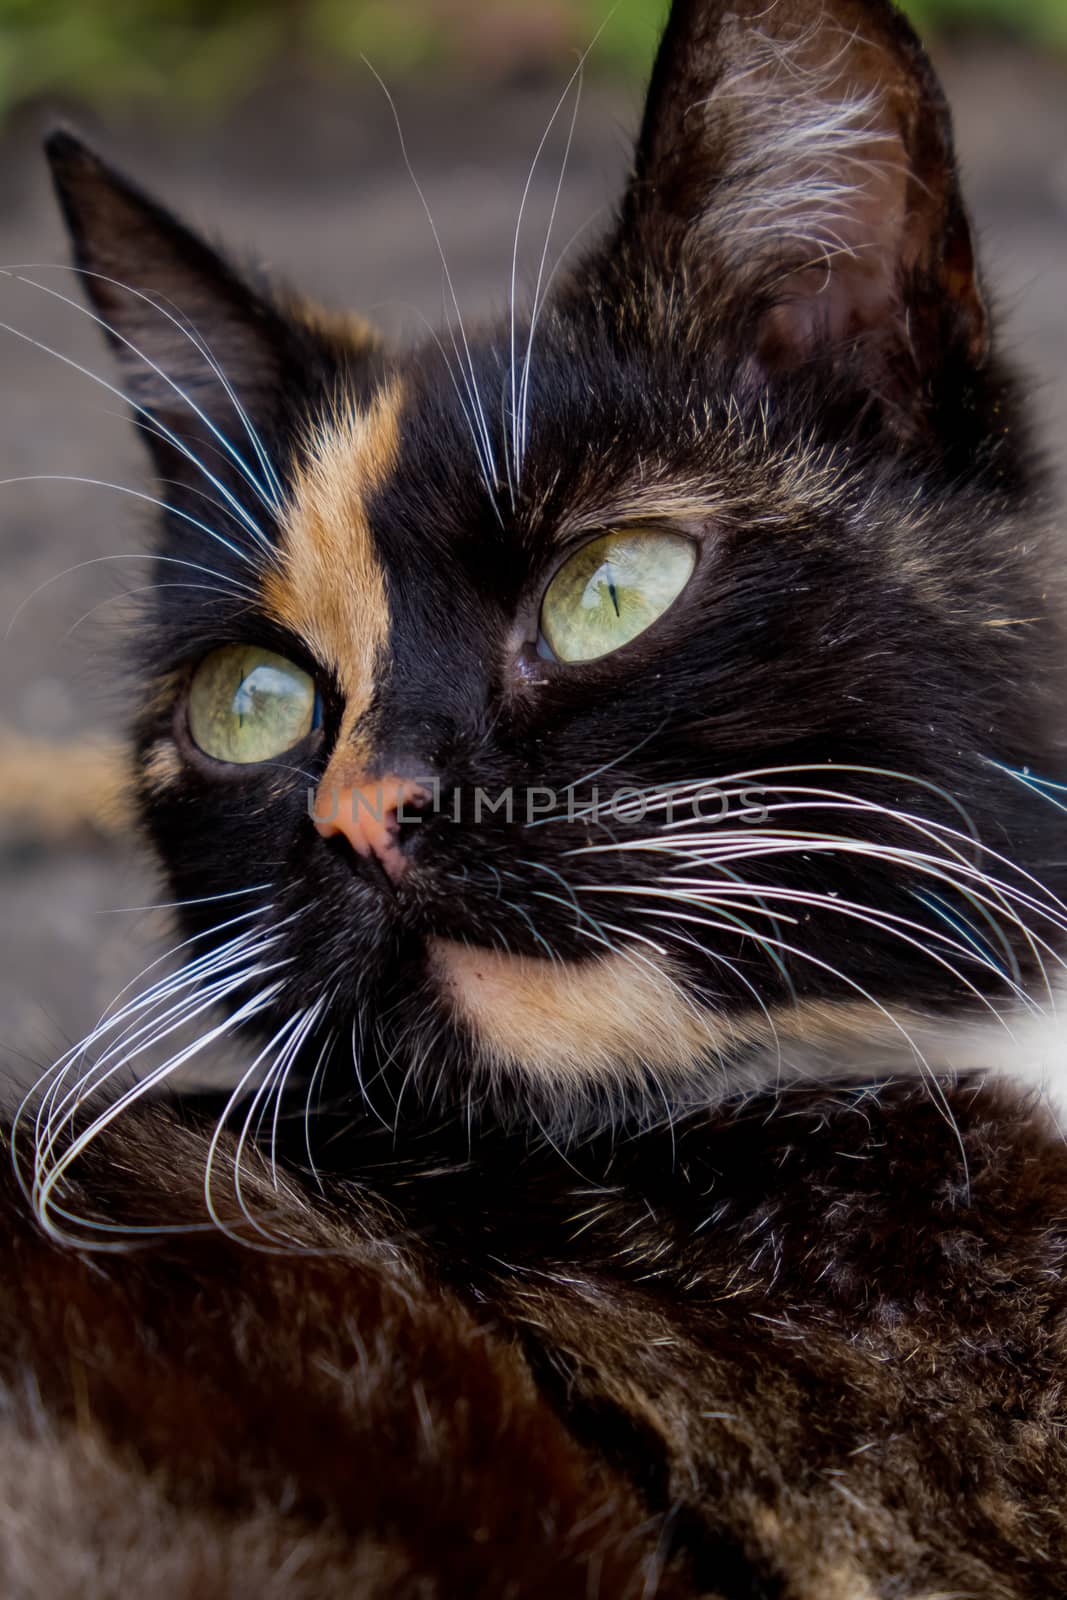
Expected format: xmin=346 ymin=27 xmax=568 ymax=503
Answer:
xmin=43 ymin=127 xmax=99 ymax=175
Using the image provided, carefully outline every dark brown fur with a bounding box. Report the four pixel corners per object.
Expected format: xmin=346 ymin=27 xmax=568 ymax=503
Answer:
xmin=6 ymin=1079 xmax=1067 ymax=1596
xmin=0 ymin=1110 xmax=684 ymax=1599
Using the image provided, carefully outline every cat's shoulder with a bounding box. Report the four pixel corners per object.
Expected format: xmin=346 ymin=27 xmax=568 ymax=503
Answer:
xmin=0 ymin=1104 xmax=684 ymax=1599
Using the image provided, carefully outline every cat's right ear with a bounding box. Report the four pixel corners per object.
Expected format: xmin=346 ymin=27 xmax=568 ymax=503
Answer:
xmin=607 ymin=0 xmax=987 ymax=428
xmin=45 ymin=130 xmax=329 ymax=494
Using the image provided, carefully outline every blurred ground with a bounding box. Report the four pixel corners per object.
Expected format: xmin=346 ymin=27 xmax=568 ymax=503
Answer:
xmin=1 ymin=42 xmax=1066 ymax=1090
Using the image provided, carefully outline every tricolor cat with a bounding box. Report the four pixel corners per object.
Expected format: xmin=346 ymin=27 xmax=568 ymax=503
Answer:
xmin=4 ymin=1 xmax=1067 ymax=1594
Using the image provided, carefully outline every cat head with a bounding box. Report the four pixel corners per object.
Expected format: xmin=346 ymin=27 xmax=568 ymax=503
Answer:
xmin=46 ymin=0 xmax=1066 ymax=1133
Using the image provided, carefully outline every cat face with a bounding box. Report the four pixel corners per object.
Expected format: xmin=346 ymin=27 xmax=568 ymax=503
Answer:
xmin=47 ymin=0 xmax=1067 ymax=1128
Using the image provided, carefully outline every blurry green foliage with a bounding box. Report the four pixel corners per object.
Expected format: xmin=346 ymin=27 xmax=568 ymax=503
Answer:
xmin=0 ymin=0 xmax=1062 ymax=123
xmin=903 ymin=0 xmax=1067 ymax=48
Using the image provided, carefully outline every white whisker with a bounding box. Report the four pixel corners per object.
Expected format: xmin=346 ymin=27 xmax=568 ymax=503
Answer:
xmin=624 ymin=896 xmax=973 ymax=1189
xmin=10 ymin=899 xmax=310 ymax=1245
xmin=517 ymin=58 xmax=585 ymax=477
xmin=33 ymin=945 xmax=288 ymax=1186
xmin=0 ymin=308 xmax=272 ymax=552
xmin=1 ymin=480 xmax=263 ymax=635
xmin=32 ymin=979 xmax=284 ymax=1247
xmin=5 ymin=548 xmax=255 ymax=641
xmin=2 ymin=266 xmax=282 ymax=518
xmin=507 ymin=45 xmax=591 ymax=487
xmin=97 ymin=885 xmax=272 ymax=916
xmin=211 ymin=998 xmax=326 ymax=1246
xmin=362 ymin=58 xmax=500 ymax=502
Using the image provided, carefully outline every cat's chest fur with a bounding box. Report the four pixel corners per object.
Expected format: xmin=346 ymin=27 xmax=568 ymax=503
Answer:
xmin=5 ymin=1077 xmax=1067 ymax=1598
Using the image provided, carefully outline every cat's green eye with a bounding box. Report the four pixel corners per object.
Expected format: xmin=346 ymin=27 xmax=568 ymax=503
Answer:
xmin=187 ymin=645 xmax=320 ymax=765
xmin=540 ymin=528 xmax=697 ymax=664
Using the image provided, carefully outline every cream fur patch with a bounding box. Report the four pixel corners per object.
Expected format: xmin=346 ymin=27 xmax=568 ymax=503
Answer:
xmin=262 ymin=378 xmax=402 ymax=775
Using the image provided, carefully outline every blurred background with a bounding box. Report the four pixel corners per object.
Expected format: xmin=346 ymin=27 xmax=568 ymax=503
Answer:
xmin=0 ymin=0 xmax=1065 ymax=1090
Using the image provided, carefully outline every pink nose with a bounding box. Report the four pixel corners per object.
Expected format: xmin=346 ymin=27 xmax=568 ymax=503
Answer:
xmin=312 ymin=774 xmax=430 ymax=882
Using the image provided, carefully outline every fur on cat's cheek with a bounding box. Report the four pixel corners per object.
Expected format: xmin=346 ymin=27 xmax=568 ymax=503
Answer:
xmin=427 ymin=938 xmax=724 ymax=1087
xmin=260 ymin=378 xmax=402 ymax=769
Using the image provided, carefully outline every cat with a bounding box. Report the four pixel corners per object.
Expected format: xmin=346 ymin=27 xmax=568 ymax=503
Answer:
xmin=4 ymin=0 xmax=1067 ymax=1593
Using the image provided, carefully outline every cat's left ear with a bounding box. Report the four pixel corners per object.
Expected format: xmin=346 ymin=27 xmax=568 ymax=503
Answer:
xmin=612 ymin=0 xmax=987 ymax=406
xmin=45 ymin=130 xmax=344 ymax=490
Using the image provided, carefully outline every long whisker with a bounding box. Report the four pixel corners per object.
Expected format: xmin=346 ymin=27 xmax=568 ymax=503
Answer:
xmin=1 ymin=266 xmax=282 ymax=518
xmin=203 ymin=1017 xmax=300 ymax=1240
xmin=302 ymin=1012 xmax=340 ymax=1194
xmin=396 ymin=298 xmax=504 ymax=518
xmin=517 ymin=55 xmax=586 ymax=478
xmin=665 ymin=827 xmax=1066 ymax=969
xmin=508 ymin=45 xmax=590 ymax=487
xmin=2 ymin=481 xmax=263 ymax=639
xmin=563 ymin=764 xmax=1067 ymax=982
xmin=30 ymin=973 xmax=286 ymax=1246
xmin=0 ymin=309 xmax=272 ymax=551
xmin=362 ymin=58 xmax=500 ymax=502
xmin=267 ymin=1001 xmax=326 ymax=1191
xmin=97 ymin=885 xmax=272 ymax=916
xmin=624 ymin=894 xmax=974 ymax=1189
xmin=32 ymin=939 xmax=289 ymax=1186
xmin=5 ymin=548 xmax=255 ymax=643
xmin=13 ymin=903 xmax=300 ymax=1238
xmin=30 ymin=959 xmax=274 ymax=1203
xmin=88 ymin=908 xmax=270 ymax=1032
xmin=61 ymin=579 xmax=258 ymax=639
xmin=579 ymin=823 xmax=1066 ymax=1009
xmin=25 ymin=918 xmax=266 ymax=1163
xmin=563 ymin=761 xmax=983 ymax=846
xmin=219 ymin=998 xmax=326 ymax=1246
xmin=585 ymin=878 xmax=1028 ymax=1025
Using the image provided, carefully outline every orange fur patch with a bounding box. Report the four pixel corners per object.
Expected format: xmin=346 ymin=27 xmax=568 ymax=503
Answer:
xmin=142 ymin=740 xmax=182 ymax=795
xmin=428 ymin=940 xmax=969 ymax=1095
xmin=289 ymin=298 xmax=381 ymax=356
xmin=429 ymin=939 xmax=735 ymax=1089
xmin=262 ymin=379 xmax=402 ymax=774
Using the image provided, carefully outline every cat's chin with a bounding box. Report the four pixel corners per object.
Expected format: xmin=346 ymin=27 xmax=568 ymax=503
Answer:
xmin=425 ymin=937 xmax=1062 ymax=1113
xmin=426 ymin=937 xmax=724 ymax=1090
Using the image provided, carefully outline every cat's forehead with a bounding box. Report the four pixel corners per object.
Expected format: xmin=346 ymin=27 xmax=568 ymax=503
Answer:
xmin=283 ymin=307 xmax=809 ymax=536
